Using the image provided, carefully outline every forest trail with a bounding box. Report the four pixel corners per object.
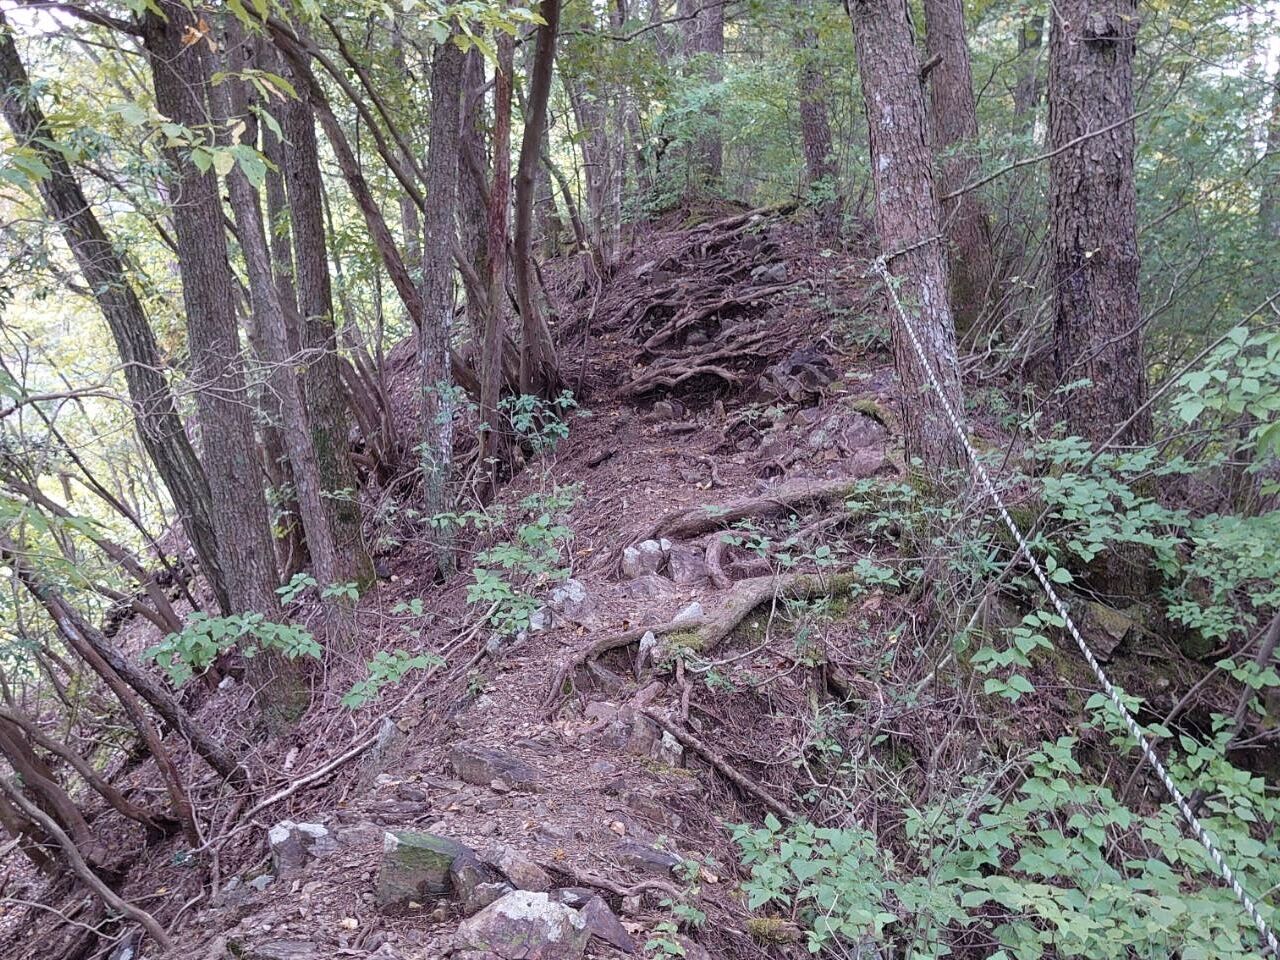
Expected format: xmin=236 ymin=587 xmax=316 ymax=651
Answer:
xmin=153 ymin=209 xmax=909 ymax=960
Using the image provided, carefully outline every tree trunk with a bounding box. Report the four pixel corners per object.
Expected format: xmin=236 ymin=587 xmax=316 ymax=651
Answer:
xmin=1260 ymin=65 xmax=1280 ymax=242
xmin=849 ymin=0 xmax=967 ymax=478
xmin=679 ymin=0 xmax=724 ymax=192
xmin=280 ymin=71 xmax=374 ymax=589
xmin=1048 ymin=0 xmax=1149 ymax=446
xmin=924 ymin=0 xmax=994 ymax=331
xmin=1013 ymin=15 xmax=1046 ymax=132
xmin=481 ymin=29 xmax=515 ymax=473
xmin=460 ymin=46 xmax=493 ymax=346
xmin=0 ymin=13 xmax=229 ymax=614
xmin=421 ymin=37 xmax=465 ymax=568
xmin=514 ymin=0 xmax=563 ymax=398
xmin=220 ymin=49 xmax=344 ymax=595
xmin=793 ymin=2 xmax=838 ymax=236
xmin=142 ymin=2 xmax=281 ymax=617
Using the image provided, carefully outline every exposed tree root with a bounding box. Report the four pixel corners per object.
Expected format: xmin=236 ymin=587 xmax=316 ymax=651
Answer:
xmin=544 ymin=570 xmax=861 ymax=714
xmin=641 ymin=708 xmax=799 ymax=820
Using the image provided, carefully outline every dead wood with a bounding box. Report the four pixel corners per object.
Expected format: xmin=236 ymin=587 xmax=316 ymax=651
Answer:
xmin=640 ymin=708 xmax=798 ymax=820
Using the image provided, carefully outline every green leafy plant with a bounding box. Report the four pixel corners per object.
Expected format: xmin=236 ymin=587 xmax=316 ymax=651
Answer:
xmin=342 ymin=649 xmax=444 ymax=708
xmin=145 ymin=612 xmax=321 ymax=686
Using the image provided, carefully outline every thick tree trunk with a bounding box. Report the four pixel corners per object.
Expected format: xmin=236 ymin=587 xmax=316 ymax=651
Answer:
xmin=849 ymin=0 xmax=967 ymax=478
xmin=280 ymin=75 xmax=374 ymax=589
xmin=924 ymin=0 xmax=995 ymax=331
xmin=514 ymin=0 xmax=563 ymax=398
xmin=421 ymin=38 xmax=465 ymax=567
xmin=460 ymin=47 xmax=493 ymax=345
xmin=0 ymin=14 xmax=229 ymax=614
xmin=1048 ymin=0 xmax=1149 ymax=446
xmin=142 ymin=3 xmax=281 ymax=617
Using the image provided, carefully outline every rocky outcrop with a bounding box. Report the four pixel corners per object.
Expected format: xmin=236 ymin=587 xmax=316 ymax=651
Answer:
xmin=454 ymin=890 xmax=589 ymax=960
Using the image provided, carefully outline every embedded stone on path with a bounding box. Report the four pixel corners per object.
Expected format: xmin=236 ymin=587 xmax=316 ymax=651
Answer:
xmin=376 ymin=830 xmax=472 ymax=909
xmin=491 ymin=845 xmax=552 ymax=892
xmin=267 ymin=821 xmax=337 ymax=877
xmin=581 ymin=895 xmax=636 ymax=954
xmin=667 ymin=544 xmax=709 ymax=585
xmin=613 ymin=840 xmax=681 ymax=875
xmin=454 ymin=890 xmax=590 ymax=960
xmin=549 ymin=578 xmax=593 ymax=626
xmin=450 ymin=743 xmax=543 ymax=792
xmin=621 ymin=539 xmax=665 ymax=579
xmin=451 ymin=849 xmax=512 ymax=916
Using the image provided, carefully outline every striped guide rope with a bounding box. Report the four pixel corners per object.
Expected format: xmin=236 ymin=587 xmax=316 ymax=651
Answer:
xmin=872 ymin=254 xmax=1280 ymax=956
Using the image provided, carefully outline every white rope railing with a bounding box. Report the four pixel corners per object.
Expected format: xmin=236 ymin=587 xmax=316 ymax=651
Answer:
xmin=873 ymin=254 xmax=1279 ymax=956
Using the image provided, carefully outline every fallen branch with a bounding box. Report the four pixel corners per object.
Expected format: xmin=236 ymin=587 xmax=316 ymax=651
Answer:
xmin=0 ymin=775 xmax=172 ymax=951
xmin=641 ymin=708 xmax=798 ymax=820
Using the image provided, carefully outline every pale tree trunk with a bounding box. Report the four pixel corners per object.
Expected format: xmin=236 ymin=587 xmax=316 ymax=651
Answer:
xmin=514 ymin=0 xmax=563 ymax=398
xmin=1260 ymin=66 xmax=1280 ymax=242
xmin=1048 ymin=0 xmax=1149 ymax=446
xmin=142 ymin=3 xmax=281 ymax=617
xmin=0 ymin=13 xmax=229 ymax=614
xmin=421 ymin=37 xmax=465 ymax=569
xmin=281 ymin=78 xmax=375 ymax=589
xmin=849 ymin=0 xmax=967 ymax=478
xmin=924 ymin=0 xmax=995 ymax=331
xmin=793 ymin=0 xmax=839 ymax=236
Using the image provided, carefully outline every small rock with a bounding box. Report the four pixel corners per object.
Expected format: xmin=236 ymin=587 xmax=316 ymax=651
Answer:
xmin=582 ymin=896 xmax=636 ymax=954
xmin=238 ymin=943 xmax=323 ymax=960
xmin=454 ymin=890 xmax=589 ymax=960
xmin=667 ymin=545 xmax=709 ymax=585
xmin=549 ymin=578 xmax=592 ymax=625
xmin=622 ymin=575 xmax=674 ymax=600
xmin=376 ymin=831 xmax=473 ymax=910
xmin=751 ymin=262 xmax=788 ymax=284
xmin=672 ymin=601 xmax=703 ymax=624
xmin=450 ymin=744 xmax=542 ymax=792
xmin=620 ymin=894 xmax=643 ymax=915
xmin=621 ymin=540 xmax=665 ymax=579
xmin=674 ymin=936 xmax=713 ymax=960
xmin=491 ymin=845 xmax=552 ymax=892
xmin=248 ymin=875 xmax=275 ymax=892
xmin=549 ymin=888 xmax=597 ymax=909
xmin=267 ymin=821 xmax=337 ymax=877
xmin=451 ymin=850 xmax=509 ymax=916
xmin=588 ymin=760 xmax=618 ymax=777
xmin=613 ymin=840 xmax=680 ymax=875
xmin=528 ymin=607 xmax=551 ymax=632
xmin=652 ymin=399 xmax=685 ymax=420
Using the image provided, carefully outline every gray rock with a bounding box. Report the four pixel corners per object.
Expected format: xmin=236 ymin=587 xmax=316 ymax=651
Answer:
xmin=674 ymin=936 xmax=713 ymax=960
xmin=491 ymin=845 xmax=552 ymax=892
xmin=247 ymin=874 xmax=274 ymax=892
xmin=237 ymin=943 xmax=323 ymax=960
xmin=667 ymin=545 xmax=709 ymax=585
xmin=613 ymin=840 xmax=680 ymax=875
xmin=548 ymin=887 xmax=597 ymax=909
xmin=751 ymin=262 xmax=788 ymax=284
xmin=672 ymin=601 xmax=704 ymax=624
xmin=376 ymin=831 xmax=472 ymax=909
xmin=652 ymin=399 xmax=685 ymax=420
xmin=267 ymin=821 xmax=337 ymax=876
xmin=621 ymin=540 xmax=665 ymax=579
xmin=450 ymin=743 xmax=542 ymax=792
xmin=582 ymin=896 xmax=636 ymax=954
xmin=549 ymin=578 xmax=592 ymax=625
xmin=452 ymin=850 xmax=510 ymax=916
xmin=454 ymin=890 xmax=589 ymax=960
xmin=622 ymin=575 xmax=674 ymax=600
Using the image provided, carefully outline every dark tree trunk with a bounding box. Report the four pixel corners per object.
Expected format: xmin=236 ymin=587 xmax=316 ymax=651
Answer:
xmin=1260 ymin=66 xmax=1280 ymax=242
xmin=220 ymin=49 xmax=344 ymax=594
xmin=1013 ymin=15 xmax=1046 ymax=132
xmin=924 ymin=0 xmax=994 ymax=331
xmin=849 ymin=0 xmax=967 ymax=478
xmin=142 ymin=2 xmax=281 ymax=616
xmin=280 ymin=74 xmax=374 ymax=589
xmin=0 ymin=13 xmax=229 ymax=614
xmin=481 ymin=29 xmax=515 ymax=473
xmin=460 ymin=46 xmax=492 ymax=346
xmin=679 ymin=0 xmax=724 ymax=190
xmin=1048 ymin=0 xmax=1149 ymax=446
xmin=514 ymin=0 xmax=563 ymax=398
xmin=793 ymin=2 xmax=838 ymax=235
xmin=421 ymin=38 xmax=465 ymax=566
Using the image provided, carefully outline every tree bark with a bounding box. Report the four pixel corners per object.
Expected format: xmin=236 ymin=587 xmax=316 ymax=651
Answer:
xmin=460 ymin=46 xmax=493 ymax=345
xmin=849 ymin=0 xmax=967 ymax=478
xmin=1260 ymin=65 xmax=1280 ymax=242
xmin=1048 ymin=0 xmax=1149 ymax=446
xmin=514 ymin=0 xmax=563 ymax=398
xmin=0 ymin=13 xmax=229 ymax=614
xmin=280 ymin=66 xmax=374 ymax=589
xmin=1013 ymin=14 xmax=1046 ymax=130
xmin=924 ymin=0 xmax=995 ymax=331
xmin=142 ymin=2 xmax=281 ymax=616
xmin=793 ymin=1 xmax=838 ymax=235
xmin=421 ymin=37 xmax=465 ymax=567
xmin=481 ymin=28 xmax=515 ymax=473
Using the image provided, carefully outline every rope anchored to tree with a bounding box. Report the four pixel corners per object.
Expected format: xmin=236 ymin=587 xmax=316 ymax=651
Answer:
xmin=872 ymin=254 xmax=1280 ymax=957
